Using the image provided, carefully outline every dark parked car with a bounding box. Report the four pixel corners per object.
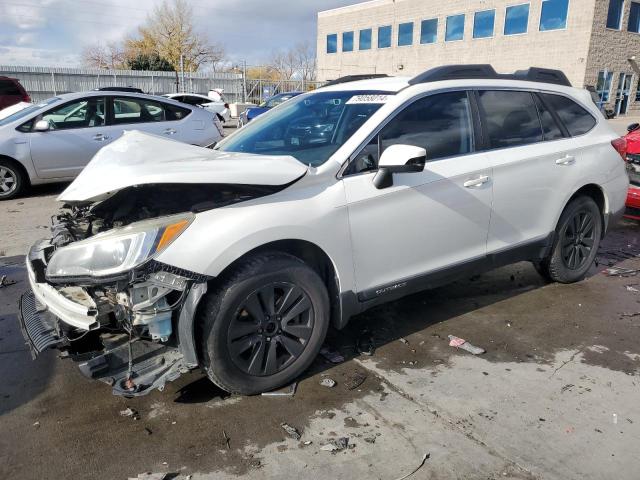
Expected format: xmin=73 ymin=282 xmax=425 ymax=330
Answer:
xmin=240 ymin=91 xmax=302 ymax=125
xmin=0 ymin=77 xmax=30 ymax=111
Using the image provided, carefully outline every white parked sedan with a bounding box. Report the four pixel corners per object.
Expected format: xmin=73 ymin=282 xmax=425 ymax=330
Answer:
xmin=0 ymin=91 xmax=223 ymax=199
xmin=163 ymin=93 xmax=231 ymax=123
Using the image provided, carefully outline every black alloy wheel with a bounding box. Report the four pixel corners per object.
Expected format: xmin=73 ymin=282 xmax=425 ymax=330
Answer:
xmin=561 ymin=209 xmax=596 ymax=271
xmin=228 ymin=282 xmax=314 ymax=376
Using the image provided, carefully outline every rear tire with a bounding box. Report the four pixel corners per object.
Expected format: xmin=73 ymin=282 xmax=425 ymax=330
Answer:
xmin=198 ymin=253 xmax=330 ymax=395
xmin=0 ymin=159 xmax=26 ymax=200
xmin=535 ymin=196 xmax=602 ymax=283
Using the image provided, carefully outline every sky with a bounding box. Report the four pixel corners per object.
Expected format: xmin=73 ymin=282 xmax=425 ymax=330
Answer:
xmin=0 ymin=0 xmax=359 ymax=68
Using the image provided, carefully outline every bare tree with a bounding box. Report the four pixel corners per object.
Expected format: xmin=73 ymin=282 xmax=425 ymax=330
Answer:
xmin=81 ymin=42 xmax=125 ymax=69
xmin=267 ymin=42 xmax=317 ymax=81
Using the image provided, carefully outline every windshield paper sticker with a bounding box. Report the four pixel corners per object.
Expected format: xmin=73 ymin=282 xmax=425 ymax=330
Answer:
xmin=346 ymin=94 xmax=390 ymax=105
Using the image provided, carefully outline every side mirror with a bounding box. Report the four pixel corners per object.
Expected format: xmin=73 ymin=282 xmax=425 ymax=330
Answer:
xmin=628 ymin=123 xmax=640 ymax=133
xmin=373 ymin=144 xmax=426 ymax=189
xmin=34 ymin=120 xmax=50 ymax=132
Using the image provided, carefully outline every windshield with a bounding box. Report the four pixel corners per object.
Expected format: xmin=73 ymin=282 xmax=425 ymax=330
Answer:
xmin=0 ymin=97 xmax=60 ymax=127
xmin=217 ymin=90 xmax=391 ymax=166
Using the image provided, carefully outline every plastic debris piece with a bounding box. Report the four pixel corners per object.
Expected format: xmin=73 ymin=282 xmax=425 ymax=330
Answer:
xmin=320 ymin=378 xmax=336 ymax=388
xmin=321 ymin=437 xmax=349 ymax=452
xmin=0 ymin=275 xmax=16 ymax=288
xmin=393 ymin=452 xmax=430 ymax=480
xmin=262 ymin=382 xmax=297 ymax=397
xmin=280 ymin=423 xmax=301 ymax=440
xmin=344 ymin=372 xmax=367 ymax=390
xmin=603 ymin=267 xmax=640 ymax=277
xmin=399 ymin=338 xmax=409 ymax=345
xmin=119 ymin=407 xmax=140 ymax=419
xmin=222 ymin=429 xmax=231 ymax=449
xmin=32 ymin=421 xmax=40 ymax=428
xmin=303 ymin=440 xmax=313 ymax=446
xmin=448 ymin=335 xmax=485 ymax=355
xmin=320 ymin=346 xmax=345 ymax=364
xmin=626 ymin=285 xmax=639 ymax=292
xmin=613 ymin=413 xmax=618 ymax=425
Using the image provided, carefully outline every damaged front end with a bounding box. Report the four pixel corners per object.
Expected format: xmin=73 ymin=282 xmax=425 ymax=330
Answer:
xmin=19 ymin=182 xmax=281 ymax=397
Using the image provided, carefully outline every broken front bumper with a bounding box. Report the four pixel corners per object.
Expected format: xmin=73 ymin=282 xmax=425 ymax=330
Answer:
xmin=26 ymin=243 xmax=99 ymax=330
xmin=19 ymin=242 xmax=210 ymax=397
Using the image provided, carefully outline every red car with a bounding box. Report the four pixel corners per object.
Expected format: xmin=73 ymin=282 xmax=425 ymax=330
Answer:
xmin=0 ymin=76 xmax=30 ymax=111
xmin=625 ymin=124 xmax=640 ymax=220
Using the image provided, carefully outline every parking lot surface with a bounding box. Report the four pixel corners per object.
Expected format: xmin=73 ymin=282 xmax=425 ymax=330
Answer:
xmin=1 ymin=124 xmax=640 ymax=479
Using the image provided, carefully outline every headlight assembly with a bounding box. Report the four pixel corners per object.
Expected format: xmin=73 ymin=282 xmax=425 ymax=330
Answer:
xmin=46 ymin=214 xmax=193 ymax=279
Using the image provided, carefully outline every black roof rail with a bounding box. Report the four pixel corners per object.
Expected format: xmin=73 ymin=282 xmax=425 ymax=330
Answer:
xmin=323 ymin=74 xmax=390 ymax=87
xmin=408 ymin=64 xmax=571 ymax=87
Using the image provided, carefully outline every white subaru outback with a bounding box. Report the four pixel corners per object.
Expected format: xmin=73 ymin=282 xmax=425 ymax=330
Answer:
xmin=19 ymin=65 xmax=629 ymax=396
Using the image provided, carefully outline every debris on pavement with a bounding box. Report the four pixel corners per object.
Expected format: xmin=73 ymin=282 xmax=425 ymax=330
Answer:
xmin=321 ymin=437 xmax=350 ymax=452
xmin=320 ymin=345 xmax=345 ymax=364
xmin=603 ymin=267 xmax=640 ymax=277
xmin=393 ymin=452 xmax=430 ymax=480
xmin=356 ymin=331 xmax=376 ymax=356
xmin=32 ymin=421 xmax=40 ymax=428
xmin=320 ymin=378 xmax=336 ymax=388
xmin=280 ymin=423 xmax=302 ymax=440
xmin=399 ymin=338 xmax=409 ymax=345
xmin=448 ymin=335 xmax=485 ymax=355
xmin=262 ymin=382 xmax=297 ymax=397
xmin=119 ymin=407 xmax=140 ymax=420
xmin=222 ymin=429 xmax=231 ymax=449
xmin=144 ymin=427 xmax=152 ymax=435
xmin=626 ymin=285 xmax=639 ymax=292
xmin=344 ymin=372 xmax=367 ymax=390
xmin=0 ymin=275 xmax=16 ymax=288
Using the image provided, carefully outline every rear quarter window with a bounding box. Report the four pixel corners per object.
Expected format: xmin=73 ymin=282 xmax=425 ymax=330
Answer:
xmin=540 ymin=93 xmax=596 ymax=136
xmin=165 ymin=103 xmax=191 ymax=120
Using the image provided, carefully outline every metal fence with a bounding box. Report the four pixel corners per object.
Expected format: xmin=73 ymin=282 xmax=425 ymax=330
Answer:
xmin=0 ymin=65 xmax=244 ymax=103
xmin=245 ymin=79 xmax=325 ymax=105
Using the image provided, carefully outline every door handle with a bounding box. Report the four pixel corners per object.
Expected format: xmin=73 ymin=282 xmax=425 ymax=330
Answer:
xmin=93 ymin=133 xmax=110 ymax=141
xmin=555 ymin=155 xmax=576 ymax=166
xmin=163 ymin=128 xmax=177 ymax=135
xmin=463 ymin=175 xmax=490 ymax=188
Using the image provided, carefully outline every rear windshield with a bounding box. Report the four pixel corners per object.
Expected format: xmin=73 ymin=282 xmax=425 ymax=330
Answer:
xmin=217 ymin=90 xmax=391 ymax=166
xmin=0 ymin=97 xmax=60 ymax=127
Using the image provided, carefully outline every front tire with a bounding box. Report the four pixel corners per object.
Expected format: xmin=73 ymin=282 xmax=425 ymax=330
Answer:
xmin=536 ymin=196 xmax=602 ymax=283
xmin=198 ymin=253 xmax=330 ymax=395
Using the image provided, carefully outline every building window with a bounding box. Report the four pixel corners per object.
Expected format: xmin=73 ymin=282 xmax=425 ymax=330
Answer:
xmin=597 ymin=71 xmax=614 ymax=102
xmin=359 ymin=28 xmax=372 ymax=50
xmin=342 ymin=31 xmax=354 ymax=52
xmin=504 ymin=4 xmax=530 ymax=35
xmin=327 ymin=34 xmax=337 ymax=54
xmin=398 ymin=22 xmax=414 ymax=46
xmin=378 ymin=25 xmax=392 ymax=48
xmin=540 ymin=0 xmax=569 ymax=31
xmin=636 ymin=78 xmax=640 ymax=101
xmin=606 ymin=0 xmax=624 ymax=29
xmin=629 ymin=2 xmax=640 ymax=32
xmin=446 ymin=14 xmax=465 ymax=41
xmin=420 ymin=18 xmax=438 ymax=43
xmin=473 ymin=10 xmax=495 ymax=38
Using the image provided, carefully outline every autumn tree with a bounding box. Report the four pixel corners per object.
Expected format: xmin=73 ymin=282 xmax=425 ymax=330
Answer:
xmin=126 ymin=0 xmax=225 ymax=76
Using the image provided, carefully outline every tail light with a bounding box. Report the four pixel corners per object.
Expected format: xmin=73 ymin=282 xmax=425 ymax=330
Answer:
xmin=611 ymin=137 xmax=628 ymax=161
xmin=224 ymin=103 xmax=229 ymax=109
xmin=22 ymin=93 xmax=31 ymax=103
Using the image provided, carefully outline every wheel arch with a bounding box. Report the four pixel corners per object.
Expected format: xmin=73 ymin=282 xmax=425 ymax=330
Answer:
xmin=207 ymin=239 xmax=353 ymax=330
xmin=564 ymin=183 xmax=607 ymax=237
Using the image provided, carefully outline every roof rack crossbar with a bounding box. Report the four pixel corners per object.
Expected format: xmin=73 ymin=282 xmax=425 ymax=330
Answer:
xmin=323 ymin=74 xmax=390 ymax=87
xmin=408 ymin=64 xmax=571 ymax=87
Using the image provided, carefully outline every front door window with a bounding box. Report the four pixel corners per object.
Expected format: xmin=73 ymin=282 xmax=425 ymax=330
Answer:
xmin=41 ymin=97 xmax=106 ymax=130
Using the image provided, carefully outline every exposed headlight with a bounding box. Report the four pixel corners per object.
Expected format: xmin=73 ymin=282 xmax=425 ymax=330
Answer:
xmin=46 ymin=214 xmax=193 ymax=279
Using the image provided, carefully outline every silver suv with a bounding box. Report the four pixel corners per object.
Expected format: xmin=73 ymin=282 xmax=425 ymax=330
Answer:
xmin=19 ymin=65 xmax=629 ymax=396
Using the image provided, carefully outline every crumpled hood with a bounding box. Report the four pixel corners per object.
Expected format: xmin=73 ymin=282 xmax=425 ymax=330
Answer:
xmin=58 ymin=130 xmax=308 ymax=203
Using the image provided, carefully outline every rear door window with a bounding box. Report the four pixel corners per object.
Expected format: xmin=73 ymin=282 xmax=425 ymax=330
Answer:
xmin=533 ymin=95 xmax=564 ymax=141
xmin=540 ymin=93 xmax=596 ymax=136
xmin=478 ymin=90 xmax=543 ymax=149
xmin=112 ymin=97 xmax=165 ymax=124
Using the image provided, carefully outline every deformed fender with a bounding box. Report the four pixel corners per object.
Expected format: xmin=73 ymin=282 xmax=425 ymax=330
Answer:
xmin=177 ymin=282 xmax=208 ymax=368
